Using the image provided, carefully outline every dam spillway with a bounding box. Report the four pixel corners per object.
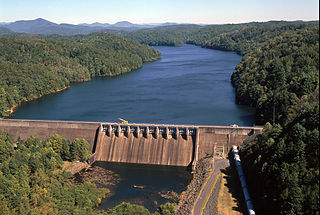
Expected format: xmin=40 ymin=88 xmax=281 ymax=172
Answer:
xmin=93 ymin=124 xmax=198 ymax=167
xmin=0 ymin=119 xmax=262 ymax=168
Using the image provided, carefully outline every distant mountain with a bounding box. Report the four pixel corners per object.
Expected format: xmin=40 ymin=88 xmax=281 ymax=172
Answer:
xmin=158 ymin=22 xmax=179 ymax=26
xmin=4 ymin=18 xmax=110 ymax=35
xmin=113 ymin=21 xmax=136 ymax=28
xmin=79 ymin=21 xmax=177 ymax=29
xmin=0 ymin=22 xmax=11 ymax=26
xmin=79 ymin=22 xmax=111 ymax=28
xmin=0 ymin=26 xmax=14 ymax=35
xmin=6 ymin=18 xmax=57 ymax=33
xmin=1 ymin=18 xmax=185 ymax=35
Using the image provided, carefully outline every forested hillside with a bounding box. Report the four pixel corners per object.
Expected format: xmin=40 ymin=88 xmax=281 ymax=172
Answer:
xmin=124 ymin=24 xmax=201 ymax=46
xmin=231 ymin=26 xmax=319 ymax=124
xmin=240 ymin=90 xmax=319 ymax=215
xmin=124 ymin=21 xmax=316 ymax=49
xmin=0 ymin=132 xmax=108 ymax=214
xmin=0 ymin=33 xmax=161 ymax=117
xmin=226 ymin=24 xmax=319 ymax=215
xmin=203 ymin=22 xmax=317 ymax=55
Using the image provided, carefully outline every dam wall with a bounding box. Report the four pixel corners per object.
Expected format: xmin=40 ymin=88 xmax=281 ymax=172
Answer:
xmin=0 ymin=119 xmax=100 ymax=151
xmin=197 ymin=126 xmax=258 ymax=159
xmin=0 ymin=119 xmax=263 ymax=167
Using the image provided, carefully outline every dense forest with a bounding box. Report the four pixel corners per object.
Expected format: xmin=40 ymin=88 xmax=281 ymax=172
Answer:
xmin=0 ymin=132 xmax=108 ymax=214
xmin=231 ymin=25 xmax=319 ymax=215
xmin=209 ymin=23 xmax=318 ymax=214
xmin=123 ymin=21 xmax=316 ymax=48
xmin=124 ymin=25 xmax=201 ymax=46
xmin=240 ymin=90 xmax=319 ymax=215
xmin=231 ymin=25 xmax=319 ymax=124
xmin=0 ymin=33 xmax=161 ymax=117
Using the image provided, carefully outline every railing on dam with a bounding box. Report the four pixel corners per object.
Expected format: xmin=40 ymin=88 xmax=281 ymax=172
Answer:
xmin=101 ymin=123 xmax=197 ymax=137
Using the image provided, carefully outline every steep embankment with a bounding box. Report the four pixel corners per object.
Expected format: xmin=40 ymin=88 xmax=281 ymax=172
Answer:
xmin=234 ymin=27 xmax=319 ymax=215
xmin=0 ymin=33 xmax=161 ymax=117
xmin=231 ymin=26 xmax=319 ymax=124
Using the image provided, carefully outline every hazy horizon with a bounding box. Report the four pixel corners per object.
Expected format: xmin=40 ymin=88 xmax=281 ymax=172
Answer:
xmin=0 ymin=0 xmax=319 ymax=25
xmin=0 ymin=17 xmax=319 ymax=26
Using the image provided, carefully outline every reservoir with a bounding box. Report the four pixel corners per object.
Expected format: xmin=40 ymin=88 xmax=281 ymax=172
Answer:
xmin=11 ymin=44 xmax=254 ymax=126
xmin=10 ymin=44 xmax=254 ymax=211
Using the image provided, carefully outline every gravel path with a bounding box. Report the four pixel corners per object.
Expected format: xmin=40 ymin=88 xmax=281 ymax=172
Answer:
xmin=203 ymin=176 xmax=222 ymax=215
xmin=194 ymin=159 xmax=229 ymax=215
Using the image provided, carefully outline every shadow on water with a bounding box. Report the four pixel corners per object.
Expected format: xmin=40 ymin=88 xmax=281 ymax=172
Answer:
xmin=93 ymin=162 xmax=192 ymax=212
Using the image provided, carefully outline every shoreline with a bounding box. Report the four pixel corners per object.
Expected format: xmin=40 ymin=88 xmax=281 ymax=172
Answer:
xmin=4 ymin=85 xmax=70 ymax=118
xmin=2 ymin=53 xmax=161 ymax=119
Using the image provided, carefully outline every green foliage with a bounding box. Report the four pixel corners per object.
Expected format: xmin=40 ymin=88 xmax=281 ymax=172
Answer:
xmin=0 ymin=131 xmax=14 ymax=163
xmin=233 ymin=23 xmax=319 ymax=215
xmin=203 ymin=22 xmax=316 ymax=55
xmin=124 ymin=21 xmax=315 ymax=49
xmin=106 ymin=202 xmax=151 ymax=215
xmin=159 ymin=202 xmax=176 ymax=215
xmin=125 ymin=25 xmax=201 ymax=46
xmin=71 ymin=138 xmax=91 ymax=161
xmin=0 ymin=132 xmax=107 ymax=214
xmin=45 ymin=135 xmax=91 ymax=162
xmin=52 ymin=182 xmax=107 ymax=215
xmin=231 ymin=25 xmax=319 ymax=124
xmin=240 ymin=91 xmax=319 ymax=215
xmin=104 ymin=202 xmax=176 ymax=215
xmin=0 ymin=33 xmax=161 ymax=117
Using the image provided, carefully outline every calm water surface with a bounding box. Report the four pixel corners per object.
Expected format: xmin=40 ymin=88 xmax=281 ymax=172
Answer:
xmin=11 ymin=44 xmax=254 ymax=126
xmin=11 ymin=44 xmax=255 ymax=211
xmin=94 ymin=162 xmax=192 ymax=212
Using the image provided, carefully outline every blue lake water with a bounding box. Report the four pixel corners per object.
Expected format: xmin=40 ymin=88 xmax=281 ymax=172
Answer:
xmin=11 ymin=44 xmax=254 ymax=126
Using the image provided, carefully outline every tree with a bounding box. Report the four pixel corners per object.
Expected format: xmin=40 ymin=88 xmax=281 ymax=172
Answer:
xmin=71 ymin=138 xmax=91 ymax=161
xmin=106 ymin=202 xmax=151 ymax=215
xmin=160 ymin=203 xmax=176 ymax=215
xmin=0 ymin=88 xmax=8 ymax=115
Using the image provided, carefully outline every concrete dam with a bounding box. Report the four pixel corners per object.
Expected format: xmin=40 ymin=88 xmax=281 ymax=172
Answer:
xmin=0 ymin=119 xmax=263 ymax=168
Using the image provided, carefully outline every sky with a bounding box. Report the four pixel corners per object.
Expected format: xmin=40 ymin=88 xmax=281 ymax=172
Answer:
xmin=0 ymin=0 xmax=319 ymax=24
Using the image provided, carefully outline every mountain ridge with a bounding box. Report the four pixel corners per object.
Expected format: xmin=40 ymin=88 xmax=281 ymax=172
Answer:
xmin=1 ymin=18 xmax=187 ymax=35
